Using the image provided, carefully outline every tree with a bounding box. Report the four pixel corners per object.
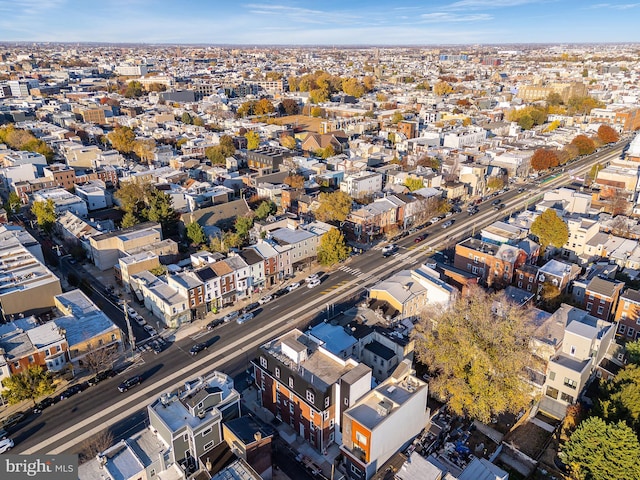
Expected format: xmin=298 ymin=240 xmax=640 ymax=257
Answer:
xmin=486 ymin=176 xmax=505 ymax=191
xmin=255 ymin=200 xmax=276 ymax=220
xmin=531 ymin=208 xmax=569 ymax=255
xmin=561 ymin=417 xmax=640 ymax=480
xmin=310 ymin=106 xmax=324 ymax=117
xmin=317 ymin=145 xmax=335 ymax=159
xmin=531 ymin=149 xmax=560 ymax=171
xmin=317 ymin=228 xmax=350 ymax=266
xmin=237 ymin=101 xmax=255 ymax=118
xmin=363 ymin=76 xmax=375 ymax=92
xmin=597 ymin=124 xmax=619 ymax=144
xmin=315 ymin=191 xmax=352 ymax=223
xmin=245 ymin=131 xmax=260 ymax=150
xmin=192 ymin=116 xmax=204 ymax=127
xmin=4 ymin=191 xmax=21 ymax=215
xmin=567 ymin=95 xmax=603 ymax=115
xmin=627 ymin=339 xmax=640 ymax=366
xmin=107 ymin=125 xmax=136 ymax=154
xmin=593 ymin=364 xmax=640 ymax=435
xmin=79 ymin=429 xmax=114 ymax=465
xmin=186 ymin=221 xmax=206 ymax=246
xmin=1 ymin=365 xmax=55 ymax=406
xmin=571 ymin=134 xmax=596 ymax=156
xmin=404 ymin=177 xmax=424 ymax=191
xmin=280 ymin=135 xmax=297 ymax=149
xmin=342 ymin=78 xmax=365 ymax=98
xmin=146 ymin=82 xmax=167 ymax=92
xmin=280 ymin=99 xmax=299 ymax=116
xmin=133 ymin=138 xmax=156 ymax=164
xmin=145 ymin=189 xmax=176 ymax=237
xmin=120 ymin=211 xmax=139 ymax=228
xmin=31 ymin=199 xmax=56 ymax=233
xmin=518 ymin=114 xmax=535 ymax=130
xmin=83 ymin=343 xmax=119 ymax=374
xmin=234 ymin=215 xmax=254 ymax=239
xmin=114 ymin=182 xmax=146 ymax=216
xmin=181 ymin=112 xmax=193 ymax=124
xmin=123 ymin=80 xmax=143 ymax=98
xmin=412 ymin=287 xmax=536 ymax=423
xmin=254 ymin=98 xmax=275 ymax=116
xmin=433 ymin=81 xmax=453 ymax=96
xmin=391 ymin=111 xmax=404 ymax=124
xmin=284 ymin=174 xmax=305 ymax=189
xmin=310 ymin=88 xmax=329 ymax=104
xmin=546 ymin=92 xmax=563 ymax=106
xmin=416 ymin=155 xmax=441 ymax=170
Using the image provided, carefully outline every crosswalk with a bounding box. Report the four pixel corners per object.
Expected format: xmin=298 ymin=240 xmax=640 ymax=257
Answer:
xmin=337 ymin=265 xmax=368 ymax=277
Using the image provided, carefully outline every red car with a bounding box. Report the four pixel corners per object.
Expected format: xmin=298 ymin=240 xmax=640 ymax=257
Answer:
xmin=414 ymin=235 xmax=425 ymax=243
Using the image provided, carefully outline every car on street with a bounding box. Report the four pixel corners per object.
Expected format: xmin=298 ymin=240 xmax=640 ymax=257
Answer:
xmin=151 ymin=340 xmax=163 ymax=355
xmin=143 ymin=325 xmax=157 ymax=336
xmin=442 ymin=220 xmax=453 ymax=229
xmin=237 ymin=312 xmax=254 ymax=324
xmin=60 ymin=384 xmax=84 ymax=400
xmin=190 ymin=343 xmax=208 ymax=355
xmin=207 ymin=318 xmax=224 ymax=330
xmin=0 ymin=438 xmax=14 ymax=454
xmin=468 ymin=208 xmax=479 ymax=216
xmin=444 ymin=211 xmax=453 ymax=217
xmin=382 ymin=244 xmax=398 ymax=257
xmin=414 ymin=235 xmax=425 ymax=243
xmin=430 ymin=217 xmax=440 ymax=223
xmin=258 ymin=295 xmax=273 ymax=305
xmin=491 ymin=199 xmax=502 ymax=206
xmin=306 ymin=273 xmax=320 ymax=283
xmin=242 ymin=302 xmax=260 ymax=314
xmin=0 ymin=428 xmax=7 ymax=440
xmin=133 ymin=315 xmax=146 ymax=326
xmin=286 ymin=282 xmax=301 ymax=292
xmin=222 ymin=311 xmax=239 ymax=323
xmin=118 ymin=375 xmax=142 ymax=393
xmin=307 ymin=278 xmax=321 ymax=288
xmin=1 ymin=412 xmax=26 ymax=431
xmin=87 ymin=370 xmax=112 ymax=387
xmin=272 ymin=288 xmax=288 ymax=298
xmin=493 ymin=203 xmax=506 ymax=210
xmin=33 ymin=397 xmax=56 ymax=413
xmin=517 ymin=187 xmax=525 ymax=193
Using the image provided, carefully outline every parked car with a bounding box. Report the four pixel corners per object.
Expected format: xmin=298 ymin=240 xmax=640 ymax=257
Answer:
xmin=33 ymin=397 xmax=56 ymax=413
xmin=0 ymin=438 xmax=14 ymax=454
xmin=491 ymin=198 xmax=502 ymax=206
xmin=445 ymin=211 xmax=453 ymax=218
xmin=207 ymin=318 xmax=224 ymax=330
xmin=258 ymin=295 xmax=273 ymax=305
xmin=272 ymin=288 xmax=288 ymax=298
xmin=286 ymin=282 xmax=301 ymax=292
xmin=430 ymin=217 xmax=440 ymax=223
xmin=414 ymin=235 xmax=425 ymax=243
xmin=307 ymin=279 xmax=321 ymax=288
xmin=242 ymin=302 xmax=260 ymax=314
xmin=60 ymin=384 xmax=84 ymax=400
xmin=382 ymin=244 xmax=398 ymax=257
xmin=468 ymin=208 xmax=479 ymax=216
xmin=87 ymin=370 xmax=112 ymax=387
xmin=1 ymin=412 xmax=26 ymax=431
xmin=134 ymin=315 xmax=147 ymax=326
xmin=151 ymin=340 xmax=163 ymax=355
xmin=0 ymin=428 xmax=8 ymax=440
xmin=493 ymin=203 xmax=506 ymax=210
xmin=143 ymin=325 xmax=157 ymax=336
xmin=118 ymin=375 xmax=142 ymax=393
xmin=442 ymin=220 xmax=453 ymax=229
xmin=237 ymin=312 xmax=254 ymax=324
xmin=190 ymin=343 xmax=208 ymax=355
xmin=306 ymin=273 xmax=320 ymax=283
xmin=222 ymin=311 xmax=239 ymax=323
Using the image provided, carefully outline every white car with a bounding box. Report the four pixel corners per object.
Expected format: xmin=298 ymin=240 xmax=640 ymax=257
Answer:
xmin=258 ymin=295 xmax=273 ymax=305
xmin=143 ymin=325 xmax=157 ymax=337
xmin=286 ymin=282 xmax=301 ymax=292
xmin=237 ymin=312 xmax=254 ymax=325
xmin=134 ymin=315 xmax=147 ymax=326
xmin=306 ymin=273 xmax=320 ymax=283
xmin=0 ymin=437 xmax=14 ymax=454
xmin=307 ymin=279 xmax=321 ymax=288
xmin=223 ymin=311 xmax=239 ymax=322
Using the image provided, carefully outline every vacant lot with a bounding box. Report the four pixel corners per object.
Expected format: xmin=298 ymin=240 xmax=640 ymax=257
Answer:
xmin=271 ymin=114 xmax=323 ymax=133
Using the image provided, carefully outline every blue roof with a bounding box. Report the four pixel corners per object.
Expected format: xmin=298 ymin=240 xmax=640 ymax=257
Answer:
xmin=308 ymin=322 xmax=356 ymax=355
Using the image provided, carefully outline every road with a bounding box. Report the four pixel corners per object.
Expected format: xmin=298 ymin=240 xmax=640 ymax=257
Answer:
xmin=12 ymin=140 xmax=628 ymax=455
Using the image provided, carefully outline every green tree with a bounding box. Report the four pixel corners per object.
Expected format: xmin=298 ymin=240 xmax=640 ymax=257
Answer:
xmin=223 ymin=231 xmax=243 ymax=249
xmin=486 ymin=176 xmax=505 ymax=191
xmin=561 ymin=417 xmax=640 ymax=480
xmin=518 ymin=114 xmax=535 ymax=130
xmin=145 ymin=189 xmax=176 ymax=237
xmin=124 ymin=80 xmax=143 ymax=98
xmin=317 ymin=228 xmax=350 ymax=266
xmin=316 ymin=145 xmax=335 ymax=159
xmin=1 ymin=365 xmax=55 ymax=406
xmin=237 ymin=101 xmax=255 ymax=118
xmin=310 ymin=88 xmax=329 ymax=104
xmin=186 ymin=221 xmax=206 ymax=246
xmin=245 ymin=131 xmax=260 ymax=150
xmin=114 ymin=181 xmax=146 ymax=216
xmin=234 ymin=215 xmax=254 ymax=239
xmin=4 ymin=191 xmax=21 ymax=215
xmin=315 ymin=191 xmax=352 ymax=223
xmin=255 ymin=201 xmax=276 ymax=220
xmin=391 ymin=111 xmax=404 ymax=124
xmin=530 ymin=209 xmax=569 ymax=255
xmin=107 ymin=125 xmax=136 ymax=154
xmin=597 ymin=124 xmax=619 ymax=144
xmin=181 ymin=112 xmax=193 ymax=124
xmin=31 ymin=199 xmax=56 ymax=233
xmin=120 ymin=211 xmax=139 ymax=228
xmin=593 ymin=364 xmax=640 ymax=435
xmin=627 ymin=339 xmax=640 ymax=365
xmin=192 ymin=115 xmax=204 ymax=127
xmin=310 ymin=106 xmax=324 ymax=117
xmin=404 ymin=177 xmax=424 ymax=191
xmin=412 ymin=287 xmax=536 ymax=423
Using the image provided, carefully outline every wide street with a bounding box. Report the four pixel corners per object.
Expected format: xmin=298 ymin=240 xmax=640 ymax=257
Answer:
xmin=10 ymin=140 xmax=627 ymax=455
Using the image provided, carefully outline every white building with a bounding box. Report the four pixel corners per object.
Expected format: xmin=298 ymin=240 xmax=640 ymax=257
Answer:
xmin=75 ymin=181 xmax=108 ymax=211
xmin=32 ymin=188 xmax=88 ymax=217
xmin=340 ymin=171 xmax=383 ymax=199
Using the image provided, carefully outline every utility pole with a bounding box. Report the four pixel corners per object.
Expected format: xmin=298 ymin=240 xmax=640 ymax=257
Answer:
xmin=123 ymin=299 xmax=135 ymax=359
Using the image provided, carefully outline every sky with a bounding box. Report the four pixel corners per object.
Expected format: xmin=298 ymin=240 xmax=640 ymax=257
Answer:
xmin=1 ymin=0 xmax=639 ymax=45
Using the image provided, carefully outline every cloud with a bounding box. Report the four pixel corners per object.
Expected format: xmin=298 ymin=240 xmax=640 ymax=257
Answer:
xmin=445 ymin=0 xmax=543 ymax=10
xmin=588 ymin=2 xmax=639 ymax=8
xmin=420 ymin=12 xmax=493 ymax=22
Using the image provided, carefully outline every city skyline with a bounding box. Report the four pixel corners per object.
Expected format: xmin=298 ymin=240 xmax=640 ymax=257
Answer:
xmin=1 ymin=0 xmax=640 ymax=45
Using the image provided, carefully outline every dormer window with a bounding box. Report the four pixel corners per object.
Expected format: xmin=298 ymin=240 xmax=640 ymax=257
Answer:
xmin=260 ymin=356 xmax=267 ymax=369
xmin=289 ymin=377 xmax=294 ymax=389
xmin=306 ymin=389 xmax=315 ymax=403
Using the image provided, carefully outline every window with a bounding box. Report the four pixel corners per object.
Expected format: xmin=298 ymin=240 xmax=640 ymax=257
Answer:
xmin=529 ymin=276 xmax=533 ymax=283
xmin=586 ymin=302 xmax=593 ymax=310
xmin=350 ymin=464 xmax=361 ymax=475
xmin=628 ymin=328 xmax=635 ymax=338
xmin=203 ymin=441 xmax=214 ymax=451
xmin=28 ymin=355 xmax=34 ymax=363
xmin=201 ymin=427 xmax=212 ymax=437
xmin=546 ymin=386 xmax=559 ymax=399
xmin=548 ymin=371 xmax=556 ymax=381
xmin=597 ymin=305 xmax=604 ymax=315
xmin=150 ymin=469 xmax=156 ymax=477
xmin=588 ymin=294 xmax=594 ymax=300
xmin=355 ymin=431 xmax=367 ymax=446
xmin=325 ymin=397 xmax=330 ymax=408
xmin=519 ymin=273 xmax=524 ymax=280
xmin=276 ymin=391 xmax=281 ymax=404
xmin=289 ymin=402 xmax=294 ymax=414
xmin=564 ymin=378 xmax=578 ymax=390
xmin=619 ymin=324 xmax=627 ymax=334
xmin=560 ymin=392 xmax=574 ymax=404
xmin=306 ymin=389 xmax=315 ymax=403
xmin=344 ymin=397 xmax=349 ymax=407
xmin=183 ymin=433 xmax=188 ymax=442
xmin=600 ymin=298 xmax=605 ymax=304
xmin=275 ymin=367 xmax=280 ymax=378
xmin=329 ymin=418 xmax=335 ymax=429
xmin=570 ymin=346 xmax=576 ymax=356
xmin=310 ymin=410 xmax=314 ymax=420
xmin=624 ymin=301 xmax=630 ymax=310
xmin=260 ymin=356 xmax=267 ymax=369
xmin=289 ymin=377 xmax=294 ymax=388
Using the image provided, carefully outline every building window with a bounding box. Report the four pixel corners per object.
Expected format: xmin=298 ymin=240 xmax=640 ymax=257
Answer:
xmin=619 ymin=324 xmax=627 ymax=334
xmin=275 ymin=367 xmax=280 ymax=378
xmin=350 ymin=464 xmax=361 ymax=475
xmin=183 ymin=433 xmax=188 ymax=442
xmin=325 ymin=397 xmax=330 ymax=408
xmin=329 ymin=418 xmax=335 ymax=429
xmin=519 ymin=273 xmax=524 ymax=280
xmin=588 ymin=294 xmax=594 ymax=300
xmin=529 ymin=276 xmax=533 ymax=283
xmin=560 ymin=392 xmax=574 ymax=404
xmin=548 ymin=371 xmax=556 ymax=381
xmin=586 ymin=302 xmax=593 ymax=310
xmin=546 ymin=386 xmax=559 ymax=399
xmin=289 ymin=377 xmax=294 ymax=389
xmin=564 ymin=378 xmax=578 ymax=390
xmin=344 ymin=397 xmax=349 ymax=407
xmin=570 ymin=346 xmax=576 ymax=356
xmin=597 ymin=306 xmax=604 ymax=315
xmin=628 ymin=328 xmax=635 ymax=338
xmin=306 ymin=389 xmax=315 ymax=403
xmin=260 ymin=356 xmax=267 ymax=369
xmin=203 ymin=441 xmax=214 ymax=451
xmin=150 ymin=469 xmax=156 ymax=477
xmin=289 ymin=402 xmax=294 ymax=414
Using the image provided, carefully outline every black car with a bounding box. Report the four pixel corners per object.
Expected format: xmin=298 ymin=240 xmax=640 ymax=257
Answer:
xmin=273 ymin=288 xmax=288 ymax=298
xmin=190 ymin=343 xmax=208 ymax=356
xmin=60 ymin=384 xmax=84 ymax=400
xmin=118 ymin=375 xmax=142 ymax=393
xmin=491 ymin=198 xmax=502 ymax=206
xmin=242 ymin=302 xmax=260 ymax=314
xmin=468 ymin=208 xmax=479 ymax=216
xmin=88 ymin=370 xmax=112 ymax=387
xmin=1 ymin=412 xmax=26 ymax=431
xmin=493 ymin=203 xmax=506 ymax=210
xmin=151 ymin=340 xmax=163 ymax=355
xmin=34 ymin=397 xmax=56 ymax=413
xmin=207 ymin=318 xmax=224 ymax=330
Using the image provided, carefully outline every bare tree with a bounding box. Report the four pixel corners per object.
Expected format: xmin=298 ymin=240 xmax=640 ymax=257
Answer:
xmin=83 ymin=342 xmax=120 ymax=374
xmin=78 ymin=429 xmax=114 ymax=464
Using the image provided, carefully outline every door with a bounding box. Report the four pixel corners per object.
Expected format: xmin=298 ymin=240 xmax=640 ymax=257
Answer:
xmin=299 ymin=422 xmax=305 ymax=438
